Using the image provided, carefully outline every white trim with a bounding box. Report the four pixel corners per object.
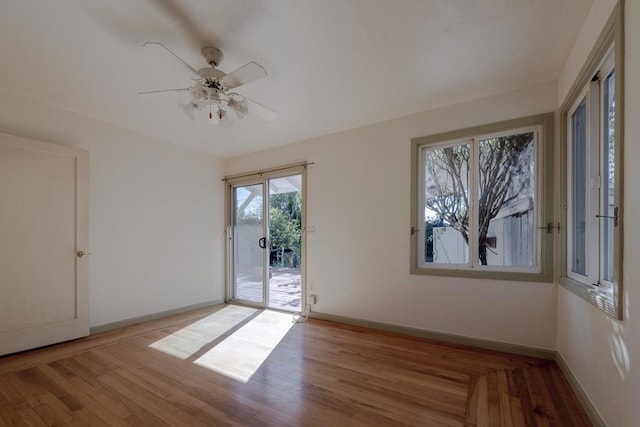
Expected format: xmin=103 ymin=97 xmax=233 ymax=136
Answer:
xmin=567 ymin=88 xmax=590 ymax=285
xmin=469 ymin=135 xmax=479 ymax=267
xmin=229 ymin=181 xmax=267 ymax=306
xmin=598 ymin=51 xmax=616 ymax=287
xmin=587 ymin=79 xmax=601 ymax=284
xmin=474 ymin=124 xmax=540 ymax=143
xmin=418 ymin=139 xmax=473 ymax=268
xmin=417 ymin=145 xmax=427 ymax=267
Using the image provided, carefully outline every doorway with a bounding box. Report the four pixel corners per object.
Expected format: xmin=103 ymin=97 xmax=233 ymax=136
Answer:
xmin=0 ymin=133 xmax=89 ymax=356
xmin=228 ymin=168 xmax=305 ymax=312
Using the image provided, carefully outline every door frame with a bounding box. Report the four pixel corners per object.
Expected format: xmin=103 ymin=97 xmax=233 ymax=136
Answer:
xmin=228 ymin=180 xmax=269 ymax=306
xmin=224 ymin=163 xmax=307 ymax=311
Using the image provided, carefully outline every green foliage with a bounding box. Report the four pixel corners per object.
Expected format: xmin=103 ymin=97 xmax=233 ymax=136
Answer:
xmin=424 ymin=218 xmax=444 ymax=262
xmin=269 ymin=192 xmax=302 ymax=267
xmin=269 ymin=207 xmax=300 ymax=249
xmin=270 ymin=192 xmax=302 ymax=223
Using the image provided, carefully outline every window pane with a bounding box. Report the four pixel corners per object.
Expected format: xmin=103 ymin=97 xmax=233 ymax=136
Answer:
xmin=478 ymin=132 xmax=535 ymax=267
xmin=423 ymin=143 xmax=470 ymax=265
xmin=234 ymin=184 xmax=264 ymax=303
xmin=570 ymin=100 xmax=588 ymax=276
xmin=602 ymin=71 xmax=615 ymax=282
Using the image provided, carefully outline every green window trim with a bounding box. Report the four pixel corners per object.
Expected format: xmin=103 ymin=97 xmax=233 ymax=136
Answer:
xmin=410 ymin=112 xmax=555 ymax=282
xmin=558 ymin=1 xmax=624 ymax=319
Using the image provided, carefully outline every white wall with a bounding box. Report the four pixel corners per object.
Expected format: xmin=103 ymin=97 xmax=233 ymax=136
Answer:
xmin=556 ymin=0 xmax=640 ymax=425
xmin=226 ymin=81 xmax=559 ymax=349
xmin=558 ymin=0 xmax=619 ymax=104
xmin=0 ymin=90 xmax=225 ymax=327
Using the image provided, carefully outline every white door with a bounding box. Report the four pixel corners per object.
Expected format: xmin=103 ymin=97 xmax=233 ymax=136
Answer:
xmin=0 ymin=133 xmax=89 ymax=356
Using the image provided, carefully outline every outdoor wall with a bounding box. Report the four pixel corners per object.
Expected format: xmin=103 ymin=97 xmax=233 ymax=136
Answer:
xmin=556 ymin=0 xmax=640 ymax=425
xmin=226 ymin=81 xmax=558 ymax=349
xmin=0 ymin=89 xmax=225 ymax=327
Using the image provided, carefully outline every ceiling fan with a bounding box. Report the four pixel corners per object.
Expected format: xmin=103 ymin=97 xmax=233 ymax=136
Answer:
xmin=139 ymin=42 xmax=276 ymax=125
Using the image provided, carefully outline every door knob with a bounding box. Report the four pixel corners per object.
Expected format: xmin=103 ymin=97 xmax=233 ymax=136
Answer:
xmin=77 ymin=251 xmax=90 ymax=258
xmin=258 ymin=237 xmax=266 ymax=249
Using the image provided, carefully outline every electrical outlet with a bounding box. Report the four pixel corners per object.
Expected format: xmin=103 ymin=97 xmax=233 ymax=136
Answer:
xmin=309 ymin=281 xmax=315 ymax=291
xmin=306 ymin=226 xmax=315 ymax=235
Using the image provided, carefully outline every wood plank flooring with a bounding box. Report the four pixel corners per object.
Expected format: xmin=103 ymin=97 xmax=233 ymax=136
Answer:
xmin=0 ymin=304 xmax=591 ymax=426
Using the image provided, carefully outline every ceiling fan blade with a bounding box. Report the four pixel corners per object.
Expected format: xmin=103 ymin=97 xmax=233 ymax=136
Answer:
xmin=244 ymin=96 xmax=277 ymax=122
xmin=143 ymin=42 xmax=200 ymax=79
xmin=151 ymin=0 xmax=212 ymax=48
xmin=138 ymin=88 xmax=189 ymax=95
xmin=222 ymin=62 xmax=267 ymax=89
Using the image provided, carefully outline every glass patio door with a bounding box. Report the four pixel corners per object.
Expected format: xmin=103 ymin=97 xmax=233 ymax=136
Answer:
xmin=232 ymin=183 xmax=267 ymax=304
xmin=228 ymin=170 xmax=305 ymax=312
xmin=266 ymin=175 xmax=303 ymax=312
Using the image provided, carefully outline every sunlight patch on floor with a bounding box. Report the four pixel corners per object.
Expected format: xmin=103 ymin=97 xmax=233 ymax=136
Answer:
xmin=149 ymin=305 xmax=257 ymax=359
xmin=194 ymin=310 xmax=294 ymax=383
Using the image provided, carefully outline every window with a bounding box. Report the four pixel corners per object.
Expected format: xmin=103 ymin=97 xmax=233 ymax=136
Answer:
xmin=410 ymin=113 xmax=554 ymax=281
xmin=567 ymin=50 xmax=615 ymax=287
xmin=560 ymin=2 xmax=623 ymax=319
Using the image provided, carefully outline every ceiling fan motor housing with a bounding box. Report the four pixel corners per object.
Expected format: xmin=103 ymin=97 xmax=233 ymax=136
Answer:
xmin=202 ymin=47 xmax=223 ymax=67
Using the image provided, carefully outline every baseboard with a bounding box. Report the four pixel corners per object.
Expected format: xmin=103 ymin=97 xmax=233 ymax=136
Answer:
xmin=555 ymin=352 xmax=607 ymax=427
xmin=309 ymin=311 xmax=556 ymax=360
xmin=90 ymin=299 xmax=224 ymax=335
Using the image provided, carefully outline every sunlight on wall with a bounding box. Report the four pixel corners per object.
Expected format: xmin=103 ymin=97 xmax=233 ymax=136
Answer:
xmin=625 ymin=289 xmax=630 ymax=321
xmin=149 ymin=305 xmax=257 ymax=359
xmin=609 ymin=319 xmax=630 ymax=381
xmin=194 ymin=310 xmax=294 ymax=383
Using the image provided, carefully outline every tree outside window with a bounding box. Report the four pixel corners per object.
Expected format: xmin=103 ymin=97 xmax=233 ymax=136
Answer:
xmin=422 ymin=131 xmax=536 ymax=268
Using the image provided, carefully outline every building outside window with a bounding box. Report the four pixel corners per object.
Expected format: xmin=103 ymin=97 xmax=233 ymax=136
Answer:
xmin=411 ymin=113 xmax=554 ymax=282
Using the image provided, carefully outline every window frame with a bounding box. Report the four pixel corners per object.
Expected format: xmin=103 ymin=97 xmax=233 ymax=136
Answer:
xmin=566 ymin=85 xmax=598 ymax=285
xmin=410 ymin=112 xmax=555 ymax=282
xmin=558 ymin=2 xmax=624 ymax=319
xmin=416 ymin=137 xmax=473 ymax=270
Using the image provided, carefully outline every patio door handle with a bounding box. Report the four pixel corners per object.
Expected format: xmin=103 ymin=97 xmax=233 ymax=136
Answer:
xmin=258 ymin=237 xmax=267 ymax=249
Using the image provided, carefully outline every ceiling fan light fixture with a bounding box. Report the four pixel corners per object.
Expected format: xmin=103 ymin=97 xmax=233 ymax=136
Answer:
xmin=141 ymin=42 xmax=276 ymax=124
xmin=180 ymin=102 xmax=199 ymax=120
xmin=189 ymin=80 xmax=222 ymax=104
xmin=216 ymin=109 xmax=234 ymax=129
xmin=227 ymin=96 xmax=248 ymax=119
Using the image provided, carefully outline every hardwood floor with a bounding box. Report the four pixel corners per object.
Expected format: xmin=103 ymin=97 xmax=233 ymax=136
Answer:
xmin=0 ymin=304 xmax=591 ymax=426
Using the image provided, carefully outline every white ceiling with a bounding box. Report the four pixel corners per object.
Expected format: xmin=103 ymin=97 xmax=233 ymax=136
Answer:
xmin=0 ymin=0 xmax=592 ymax=158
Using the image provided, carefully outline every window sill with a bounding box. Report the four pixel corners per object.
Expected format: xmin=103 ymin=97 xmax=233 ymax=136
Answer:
xmin=411 ymin=265 xmax=552 ymax=283
xmin=559 ymin=277 xmax=620 ymax=319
